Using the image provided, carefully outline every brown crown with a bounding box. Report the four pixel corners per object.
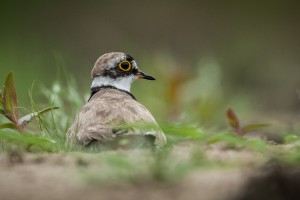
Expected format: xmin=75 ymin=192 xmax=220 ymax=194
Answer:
xmin=91 ymin=52 xmax=125 ymax=78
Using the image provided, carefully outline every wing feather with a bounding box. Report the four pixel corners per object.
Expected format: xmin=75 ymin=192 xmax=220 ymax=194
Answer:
xmin=67 ymin=89 xmax=166 ymax=147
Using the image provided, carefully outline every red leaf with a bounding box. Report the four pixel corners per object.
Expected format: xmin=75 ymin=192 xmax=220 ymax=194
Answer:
xmin=3 ymin=72 xmax=19 ymax=123
xmin=226 ymin=108 xmax=244 ymax=136
xmin=0 ymin=92 xmax=4 ymax=115
xmin=226 ymin=108 xmax=240 ymax=129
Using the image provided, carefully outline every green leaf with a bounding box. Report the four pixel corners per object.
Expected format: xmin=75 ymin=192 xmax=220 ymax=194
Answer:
xmin=161 ymin=124 xmax=202 ymax=139
xmin=3 ymin=72 xmax=18 ymax=122
xmin=207 ymin=132 xmax=244 ymax=148
xmin=0 ymin=108 xmax=5 ymax=115
xmin=0 ymin=130 xmax=56 ymax=151
xmin=0 ymin=93 xmax=3 ymax=107
xmin=0 ymin=123 xmax=17 ymax=130
xmin=242 ymin=124 xmax=269 ymax=133
xmin=18 ymin=106 xmax=59 ymax=126
xmin=284 ymin=134 xmax=299 ymax=144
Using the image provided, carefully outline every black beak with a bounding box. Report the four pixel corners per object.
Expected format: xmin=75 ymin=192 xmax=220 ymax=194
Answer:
xmin=135 ymin=70 xmax=156 ymax=80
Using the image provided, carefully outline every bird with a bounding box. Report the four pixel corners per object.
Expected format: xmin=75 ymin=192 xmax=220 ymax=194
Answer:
xmin=66 ymin=52 xmax=167 ymax=150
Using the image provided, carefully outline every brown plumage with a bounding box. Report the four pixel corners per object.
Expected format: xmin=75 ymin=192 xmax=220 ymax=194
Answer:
xmin=67 ymin=52 xmax=166 ymax=149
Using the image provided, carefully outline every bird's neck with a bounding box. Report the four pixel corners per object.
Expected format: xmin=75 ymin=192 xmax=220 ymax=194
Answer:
xmin=91 ymin=76 xmax=135 ymax=92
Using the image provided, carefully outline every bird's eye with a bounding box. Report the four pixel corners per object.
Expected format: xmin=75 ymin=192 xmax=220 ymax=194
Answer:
xmin=118 ymin=60 xmax=132 ymax=71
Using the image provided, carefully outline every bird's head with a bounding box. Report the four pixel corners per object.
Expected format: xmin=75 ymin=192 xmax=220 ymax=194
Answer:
xmin=91 ymin=52 xmax=155 ymax=92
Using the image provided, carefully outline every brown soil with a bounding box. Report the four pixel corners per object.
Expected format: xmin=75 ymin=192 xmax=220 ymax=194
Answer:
xmin=0 ymin=146 xmax=299 ymax=200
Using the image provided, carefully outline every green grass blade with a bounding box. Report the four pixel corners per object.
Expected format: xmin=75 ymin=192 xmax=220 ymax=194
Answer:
xmin=18 ymin=106 xmax=59 ymax=126
xmin=0 ymin=123 xmax=17 ymax=130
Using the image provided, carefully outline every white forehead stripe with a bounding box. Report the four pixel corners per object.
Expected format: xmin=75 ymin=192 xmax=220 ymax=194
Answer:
xmin=131 ymin=60 xmax=138 ymax=68
xmin=91 ymin=75 xmax=136 ymax=92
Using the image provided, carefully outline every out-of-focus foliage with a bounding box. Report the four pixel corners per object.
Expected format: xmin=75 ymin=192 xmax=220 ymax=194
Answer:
xmin=0 ymin=72 xmax=58 ymax=132
xmin=1 ymin=0 xmax=299 ymax=121
xmin=226 ymin=108 xmax=268 ymax=136
xmin=0 ymin=72 xmax=59 ymax=152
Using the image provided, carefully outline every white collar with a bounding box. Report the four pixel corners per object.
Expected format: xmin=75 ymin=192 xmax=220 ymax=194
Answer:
xmin=91 ymin=75 xmax=136 ymax=92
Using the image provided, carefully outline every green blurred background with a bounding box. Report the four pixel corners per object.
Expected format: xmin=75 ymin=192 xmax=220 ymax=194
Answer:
xmin=1 ymin=0 xmax=300 ymax=127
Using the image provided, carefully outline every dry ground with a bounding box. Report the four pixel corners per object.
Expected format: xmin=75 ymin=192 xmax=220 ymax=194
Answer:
xmin=0 ymin=144 xmax=299 ymax=200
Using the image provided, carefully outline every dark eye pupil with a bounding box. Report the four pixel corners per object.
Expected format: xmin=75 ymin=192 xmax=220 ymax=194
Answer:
xmin=121 ymin=62 xmax=130 ymax=69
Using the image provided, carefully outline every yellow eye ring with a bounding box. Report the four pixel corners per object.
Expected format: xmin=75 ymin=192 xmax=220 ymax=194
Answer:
xmin=118 ymin=60 xmax=132 ymax=72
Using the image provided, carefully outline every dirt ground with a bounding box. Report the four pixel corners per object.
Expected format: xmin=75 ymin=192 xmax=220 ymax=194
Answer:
xmin=0 ymin=153 xmax=246 ymax=200
xmin=0 ymin=146 xmax=300 ymax=200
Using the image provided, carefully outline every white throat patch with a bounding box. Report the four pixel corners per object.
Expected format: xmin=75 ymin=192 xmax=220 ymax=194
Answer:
xmin=91 ymin=75 xmax=136 ymax=92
